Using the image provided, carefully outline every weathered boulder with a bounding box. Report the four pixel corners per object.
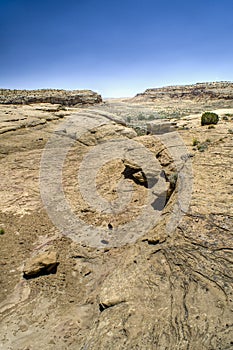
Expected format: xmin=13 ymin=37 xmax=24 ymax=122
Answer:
xmin=146 ymin=120 xmax=176 ymax=134
xmin=122 ymin=159 xmax=147 ymax=186
xmin=23 ymin=251 xmax=58 ymax=278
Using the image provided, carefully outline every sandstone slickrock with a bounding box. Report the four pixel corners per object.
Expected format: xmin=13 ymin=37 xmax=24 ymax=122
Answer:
xmin=0 ymin=90 xmax=232 ymax=349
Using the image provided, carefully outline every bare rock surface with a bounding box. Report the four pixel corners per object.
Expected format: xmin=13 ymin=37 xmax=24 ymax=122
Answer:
xmin=0 ymin=86 xmax=232 ymax=349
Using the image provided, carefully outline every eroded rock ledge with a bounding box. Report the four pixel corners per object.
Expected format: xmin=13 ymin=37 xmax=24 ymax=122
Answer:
xmin=133 ymin=81 xmax=233 ymax=102
xmin=0 ymin=88 xmax=102 ymax=106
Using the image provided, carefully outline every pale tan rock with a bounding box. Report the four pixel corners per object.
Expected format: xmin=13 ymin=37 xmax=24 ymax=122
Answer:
xmin=23 ymin=251 xmax=58 ymax=277
xmin=77 ymin=124 xmax=137 ymax=145
xmin=0 ymin=94 xmax=233 ymax=350
xmin=122 ymin=158 xmax=142 ymax=171
xmin=132 ymin=171 xmax=146 ymax=184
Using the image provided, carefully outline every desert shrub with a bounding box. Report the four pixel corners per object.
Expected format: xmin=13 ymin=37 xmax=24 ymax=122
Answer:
xmin=158 ymin=114 xmax=168 ymax=119
xmin=178 ymin=126 xmax=189 ymax=130
xmin=137 ymin=113 xmax=147 ymax=121
xmin=57 ymin=105 xmax=66 ymax=111
xmin=208 ymin=125 xmax=215 ymax=129
xmin=201 ymin=112 xmax=219 ymax=126
xmin=192 ymin=138 xmax=200 ymax=146
xmin=197 ymin=144 xmax=206 ymax=152
xmin=134 ymin=126 xmax=147 ymax=136
xmin=172 ymin=112 xmax=181 ymax=118
xmin=168 ymin=172 xmax=178 ymax=190
xmin=228 ymin=129 xmax=233 ymax=134
xmin=147 ymin=114 xmax=156 ymax=121
xmin=222 ymin=116 xmax=229 ymax=121
xmin=197 ymin=142 xmax=208 ymax=152
xmin=0 ymin=228 xmax=5 ymax=235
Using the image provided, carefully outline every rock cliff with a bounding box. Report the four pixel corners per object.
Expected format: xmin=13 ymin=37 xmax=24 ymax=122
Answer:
xmin=133 ymin=81 xmax=233 ymax=102
xmin=0 ymin=89 xmax=102 ymax=106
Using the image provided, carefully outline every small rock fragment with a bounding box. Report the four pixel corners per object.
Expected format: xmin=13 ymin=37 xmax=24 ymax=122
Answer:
xmin=23 ymin=251 xmax=58 ymax=278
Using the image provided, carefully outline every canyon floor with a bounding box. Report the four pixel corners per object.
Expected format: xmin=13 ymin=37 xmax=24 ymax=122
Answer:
xmin=0 ymin=95 xmax=233 ymax=349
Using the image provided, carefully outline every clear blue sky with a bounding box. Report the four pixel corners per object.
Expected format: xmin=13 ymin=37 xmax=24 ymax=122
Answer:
xmin=1 ymin=0 xmax=233 ymax=97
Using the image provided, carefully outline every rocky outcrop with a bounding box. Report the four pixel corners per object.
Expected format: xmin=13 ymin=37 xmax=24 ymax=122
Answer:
xmin=23 ymin=251 xmax=58 ymax=278
xmin=0 ymin=88 xmax=102 ymax=106
xmin=133 ymin=81 xmax=233 ymax=102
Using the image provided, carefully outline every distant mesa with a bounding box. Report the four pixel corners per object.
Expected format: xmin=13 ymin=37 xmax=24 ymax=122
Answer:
xmin=132 ymin=81 xmax=233 ymax=102
xmin=0 ymin=88 xmax=102 ymax=106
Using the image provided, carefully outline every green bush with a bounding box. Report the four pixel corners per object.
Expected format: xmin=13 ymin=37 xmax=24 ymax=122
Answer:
xmin=201 ymin=112 xmax=219 ymax=126
xmin=134 ymin=126 xmax=147 ymax=136
xmin=197 ymin=143 xmax=208 ymax=152
xmin=57 ymin=105 xmax=66 ymax=111
xmin=192 ymin=138 xmax=200 ymax=146
xmin=168 ymin=172 xmax=178 ymax=190
xmin=137 ymin=113 xmax=146 ymax=121
xmin=147 ymin=114 xmax=156 ymax=121
xmin=0 ymin=228 xmax=5 ymax=235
